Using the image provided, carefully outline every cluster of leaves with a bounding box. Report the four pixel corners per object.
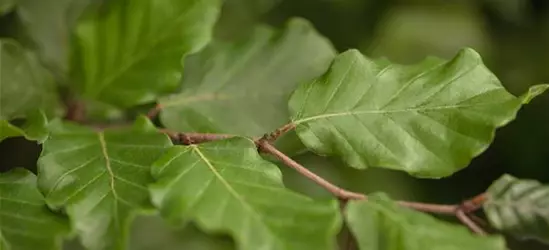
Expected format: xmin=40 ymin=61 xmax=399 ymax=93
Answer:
xmin=0 ymin=0 xmax=548 ymax=250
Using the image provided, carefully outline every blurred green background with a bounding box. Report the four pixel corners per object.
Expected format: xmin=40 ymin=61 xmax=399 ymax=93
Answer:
xmin=1 ymin=0 xmax=548 ymax=249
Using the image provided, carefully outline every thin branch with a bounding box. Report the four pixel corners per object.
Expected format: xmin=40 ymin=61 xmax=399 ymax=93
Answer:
xmin=257 ymin=140 xmax=367 ymax=200
xmin=158 ymin=129 xmax=234 ymax=145
xmin=147 ymin=103 xmax=162 ymax=119
xmin=263 ymin=123 xmax=296 ymax=142
xmin=456 ymin=209 xmax=487 ymax=235
xmin=459 ymin=193 xmax=487 ymax=213
xmin=397 ymin=201 xmax=457 ymax=215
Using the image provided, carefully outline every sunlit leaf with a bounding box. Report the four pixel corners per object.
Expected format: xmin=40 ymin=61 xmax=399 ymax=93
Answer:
xmin=289 ymin=48 xmax=548 ymax=178
xmin=0 ymin=39 xmax=61 ymax=142
xmin=346 ymin=194 xmax=506 ymax=250
xmin=70 ymin=0 xmax=221 ymax=107
xmin=159 ymin=18 xmax=335 ymax=153
xmin=0 ymin=168 xmax=69 ymax=250
xmin=37 ymin=117 xmax=172 ymax=250
xmin=149 ymin=137 xmax=341 ymax=250
xmin=484 ymin=174 xmax=549 ymax=243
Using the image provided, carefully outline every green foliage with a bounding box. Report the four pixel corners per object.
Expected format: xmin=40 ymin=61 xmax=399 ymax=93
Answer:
xmin=0 ymin=168 xmax=69 ymax=250
xmin=149 ymin=138 xmax=341 ymax=250
xmin=346 ymin=194 xmax=506 ymax=250
xmin=159 ymin=18 xmax=334 ymax=153
xmin=0 ymin=39 xmax=60 ymax=142
xmin=484 ymin=174 xmax=549 ymax=243
xmin=37 ymin=117 xmax=172 ymax=250
xmin=0 ymin=0 xmax=547 ymax=250
xmin=289 ymin=48 xmax=546 ymax=178
xmin=69 ymin=0 xmax=221 ymax=107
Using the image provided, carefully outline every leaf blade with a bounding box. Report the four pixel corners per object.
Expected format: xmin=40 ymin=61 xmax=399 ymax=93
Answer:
xmin=289 ymin=48 xmax=548 ymax=177
xmin=0 ymin=168 xmax=69 ymax=250
xmin=37 ymin=117 xmax=172 ymax=250
xmin=346 ymin=194 xmax=506 ymax=250
xmin=70 ymin=0 xmax=221 ymax=107
xmin=149 ymin=137 xmax=341 ymax=250
xmin=484 ymin=174 xmax=549 ymax=243
xmin=159 ymin=18 xmax=335 ymax=152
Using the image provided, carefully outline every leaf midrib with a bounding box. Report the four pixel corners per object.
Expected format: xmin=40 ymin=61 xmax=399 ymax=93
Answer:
xmin=97 ymin=132 xmax=121 ymax=234
xmin=191 ymin=145 xmax=281 ymax=246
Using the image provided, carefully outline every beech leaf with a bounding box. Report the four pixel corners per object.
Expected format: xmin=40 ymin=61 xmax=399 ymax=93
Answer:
xmin=70 ymin=0 xmax=221 ymax=107
xmin=149 ymin=137 xmax=341 ymax=250
xmin=346 ymin=194 xmax=506 ymax=250
xmin=37 ymin=117 xmax=172 ymax=250
xmin=0 ymin=39 xmax=61 ymax=142
xmin=159 ymin=18 xmax=335 ymax=153
xmin=0 ymin=168 xmax=69 ymax=250
xmin=289 ymin=48 xmax=548 ymax=177
xmin=484 ymin=174 xmax=549 ymax=243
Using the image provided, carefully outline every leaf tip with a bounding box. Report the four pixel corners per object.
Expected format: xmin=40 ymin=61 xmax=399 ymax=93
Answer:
xmin=520 ymin=84 xmax=549 ymax=104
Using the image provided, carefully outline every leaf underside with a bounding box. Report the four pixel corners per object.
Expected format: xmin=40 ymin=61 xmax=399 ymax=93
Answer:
xmin=346 ymin=194 xmax=506 ymax=250
xmin=289 ymin=48 xmax=547 ymax=178
xmin=70 ymin=0 xmax=221 ymax=107
xmin=484 ymin=174 xmax=549 ymax=243
xmin=37 ymin=117 xmax=172 ymax=250
xmin=0 ymin=168 xmax=69 ymax=250
xmin=159 ymin=18 xmax=335 ymax=153
xmin=149 ymin=137 xmax=341 ymax=250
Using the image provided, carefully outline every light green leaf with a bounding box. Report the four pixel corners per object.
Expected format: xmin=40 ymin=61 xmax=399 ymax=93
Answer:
xmin=289 ymin=48 xmax=547 ymax=178
xmin=0 ymin=168 xmax=69 ymax=250
xmin=37 ymin=117 xmax=172 ymax=250
xmin=484 ymin=174 xmax=549 ymax=243
xmin=70 ymin=0 xmax=221 ymax=107
xmin=159 ymin=18 xmax=335 ymax=153
xmin=0 ymin=110 xmax=50 ymax=143
xmin=346 ymin=194 xmax=506 ymax=250
xmin=149 ymin=138 xmax=341 ymax=250
xmin=0 ymin=39 xmax=61 ymax=142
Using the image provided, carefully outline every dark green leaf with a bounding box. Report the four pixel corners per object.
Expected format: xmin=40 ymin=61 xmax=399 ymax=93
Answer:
xmin=0 ymin=0 xmax=16 ymax=15
xmin=484 ymin=174 xmax=549 ymax=243
xmin=37 ymin=117 xmax=172 ymax=250
xmin=0 ymin=39 xmax=61 ymax=142
xmin=289 ymin=48 xmax=548 ymax=178
xmin=0 ymin=168 xmax=69 ymax=250
xmin=346 ymin=194 xmax=506 ymax=250
xmin=159 ymin=18 xmax=335 ymax=153
xmin=149 ymin=137 xmax=341 ymax=250
xmin=69 ymin=0 xmax=221 ymax=107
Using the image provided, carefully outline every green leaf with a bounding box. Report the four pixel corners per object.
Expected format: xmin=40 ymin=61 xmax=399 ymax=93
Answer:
xmin=149 ymin=137 xmax=341 ymax=250
xmin=159 ymin=18 xmax=335 ymax=152
xmin=346 ymin=194 xmax=506 ymax=250
xmin=70 ymin=0 xmax=221 ymax=107
xmin=0 ymin=39 xmax=61 ymax=142
xmin=484 ymin=174 xmax=549 ymax=243
xmin=37 ymin=117 xmax=172 ymax=250
xmin=0 ymin=0 xmax=16 ymax=15
xmin=0 ymin=168 xmax=69 ymax=250
xmin=0 ymin=110 xmax=50 ymax=143
xmin=289 ymin=48 xmax=548 ymax=178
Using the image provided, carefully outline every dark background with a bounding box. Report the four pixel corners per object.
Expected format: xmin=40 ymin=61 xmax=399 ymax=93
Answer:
xmin=0 ymin=0 xmax=548 ymax=249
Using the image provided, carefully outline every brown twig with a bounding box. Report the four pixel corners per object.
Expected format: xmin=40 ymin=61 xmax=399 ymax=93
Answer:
xmin=147 ymin=103 xmax=162 ymax=119
xmin=263 ymin=123 xmax=297 ymax=141
xmin=257 ymin=140 xmax=367 ymax=200
xmin=397 ymin=201 xmax=457 ymax=215
xmin=158 ymin=129 xmax=234 ymax=145
xmin=456 ymin=209 xmax=487 ymax=235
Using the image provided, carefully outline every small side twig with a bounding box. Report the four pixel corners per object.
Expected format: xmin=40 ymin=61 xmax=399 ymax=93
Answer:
xmin=263 ymin=123 xmax=296 ymax=142
xmin=147 ymin=103 xmax=162 ymax=119
xmin=159 ymin=129 xmax=234 ymax=145
xmin=456 ymin=209 xmax=487 ymax=235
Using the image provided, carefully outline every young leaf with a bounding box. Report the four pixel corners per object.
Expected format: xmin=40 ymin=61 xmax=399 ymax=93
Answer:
xmin=0 ymin=39 xmax=61 ymax=142
xmin=289 ymin=48 xmax=548 ymax=178
xmin=37 ymin=117 xmax=172 ymax=250
xmin=484 ymin=174 xmax=549 ymax=243
xmin=149 ymin=137 xmax=341 ymax=250
xmin=0 ymin=0 xmax=15 ymax=15
xmin=346 ymin=194 xmax=506 ymax=250
xmin=70 ymin=0 xmax=221 ymax=107
xmin=159 ymin=18 xmax=335 ymax=151
xmin=0 ymin=168 xmax=69 ymax=250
